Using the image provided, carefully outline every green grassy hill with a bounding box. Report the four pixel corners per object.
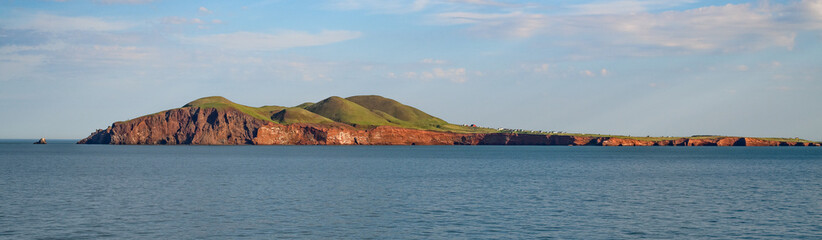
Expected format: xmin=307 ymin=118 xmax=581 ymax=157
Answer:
xmin=164 ymin=95 xmax=819 ymax=142
xmin=346 ymin=95 xmax=449 ymax=129
xmin=303 ymin=96 xmax=393 ymax=127
xmin=271 ymin=108 xmax=335 ymax=125
xmin=177 ymin=95 xmax=497 ymax=133
xmin=183 ymin=96 xmax=282 ymax=122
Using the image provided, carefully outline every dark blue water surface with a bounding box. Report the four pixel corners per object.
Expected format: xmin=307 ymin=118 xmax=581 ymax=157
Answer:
xmin=1 ymin=141 xmax=821 ymax=239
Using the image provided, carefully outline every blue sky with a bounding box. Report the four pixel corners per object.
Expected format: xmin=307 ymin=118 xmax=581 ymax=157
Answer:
xmin=1 ymin=0 xmax=821 ymax=140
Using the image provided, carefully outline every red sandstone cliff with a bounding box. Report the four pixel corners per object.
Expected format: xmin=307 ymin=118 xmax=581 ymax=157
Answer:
xmin=78 ymin=107 xmax=821 ymax=146
xmin=78 ymin=107 xmax=267 ymax=145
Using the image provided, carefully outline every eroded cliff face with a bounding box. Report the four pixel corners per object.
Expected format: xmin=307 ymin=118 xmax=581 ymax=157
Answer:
xmin=78 ymin=107 xmax=267 ymax=145
xmin=251 ymin=124 xmax=480 ymax=145
xmin=79 ymin=107 xmax=821 ymax=146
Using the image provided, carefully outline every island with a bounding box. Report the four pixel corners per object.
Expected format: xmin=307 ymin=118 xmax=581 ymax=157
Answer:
xmin=78 ymin=95 xmax=820 ymax=146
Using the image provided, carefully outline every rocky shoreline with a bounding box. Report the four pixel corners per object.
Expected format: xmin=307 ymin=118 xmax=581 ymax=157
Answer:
xmin=78 ymin=107 xmax=820 ymax=146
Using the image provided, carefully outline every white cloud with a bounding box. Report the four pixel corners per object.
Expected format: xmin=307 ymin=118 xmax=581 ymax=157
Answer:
xmin=199 ymin=7 xmax=213 ymax=14
xmin=330 ymin=0 xmax=428 ymax=13
xmin=161 ymin=17 xmax=222 ymax=26
xmin=412 ymin=0 xmax=429 ymax=11
xmin=447 ymin=0 xmax=515 ymax=7
xmin=432 ymin=1 xmax=822 ymax=53
xmin=581 ymin=70 xmax=596 ymax=77
xmin=94 ymin=0 xmax=154 ymax=4
xmin=600 ymin=68 xmax=609 ymax=76
xmin=433 ymin=67 xmax=467 ymax=83
xmin=600 ymin=3 xmax=799 ymax=51
xmin=9 ymin=13 xmax=134 ymax=32
xmin=0 ymin=42 xmax=69 ymax=54
xmin=534 ymin=63 xmax=550 ymax=73
xmin=434 ymin=11 xmax=546 ymax=38
xmin=91 ymin=45 xmax=149 ymax=60
xmin=0 ymin=53 xmax=47 ymax=82
xmin=161 ymin=17 xmax=189 ymax=25
xmin=570 ymin=1 xmax=648 ymax=15
xmin=736 ymin=65 xmax=749 ymax=71
xmin=421 ymin=58 xmax=447 ymax=64
xmin=331 ymin=0 xmax=521 ymax=13
xmin=184 ymin=30 xmax=362 ymax=51
xmin=0 ymin=41 xmax=156 ymax=83
xmin=569 ymin=0 xmax=697 ymax=15
xmin=405 ymin=67 xmax=468 ymax=83
xmin=286 ymin=62 xmax=333 ymax=81
xmin=801 ymin=0 xmax=822 ymax=20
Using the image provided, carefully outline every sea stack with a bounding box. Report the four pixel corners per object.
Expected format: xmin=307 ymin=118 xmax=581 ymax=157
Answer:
xmin=34 ymin=138 xmax=47 ymax=144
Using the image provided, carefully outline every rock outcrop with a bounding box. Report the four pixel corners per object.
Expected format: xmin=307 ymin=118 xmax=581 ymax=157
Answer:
xmin=78 ymin=107 xmax=820 ymax=146
xmin=79 ymin=107 xmax=267 ymax=145
xmin=34 ymin=138 xmax=47 ymax=144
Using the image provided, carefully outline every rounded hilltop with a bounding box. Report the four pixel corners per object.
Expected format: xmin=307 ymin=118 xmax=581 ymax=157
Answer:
xmin=304 ymin=96 xmax=392 ymax=127
xmin=79 ymin=94 xmax=822 ymax=146
xmin=166 ymin=95 xmax=489 ymax=132
xmin=183 ymin=96 xmax=235 ymax=108
xmin=270 ymin=108 xmax=334 ymax=125
xmin=346 ymin=95 xmax=448 ymax=128
xmin=182 ymin=96 xmax=284 ymax=122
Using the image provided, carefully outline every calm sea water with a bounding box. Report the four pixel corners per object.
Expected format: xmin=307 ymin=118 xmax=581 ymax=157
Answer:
xmin=1 ymin=140 xmax=821 ymax=239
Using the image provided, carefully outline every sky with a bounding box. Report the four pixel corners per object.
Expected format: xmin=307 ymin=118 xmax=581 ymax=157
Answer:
xmin=1 ymin=0 xmax=821 ymax=141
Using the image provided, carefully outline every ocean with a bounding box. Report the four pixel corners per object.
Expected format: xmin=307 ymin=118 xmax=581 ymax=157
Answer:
xmin=1 ymin=140 xmax=821 ymax=239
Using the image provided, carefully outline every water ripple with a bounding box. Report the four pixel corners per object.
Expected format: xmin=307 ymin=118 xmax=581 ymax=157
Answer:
xmin=1 ymin=145 xmax=821 ymax=239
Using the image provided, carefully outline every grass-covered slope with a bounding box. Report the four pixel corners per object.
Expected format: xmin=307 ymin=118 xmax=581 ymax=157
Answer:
xmin=183 ymin=96 xmax=281 ymax=122
xmin=303 ymin=96 xmax=393 ymax=127
xmin=178 ymin=95 xmax=497 ymax=133
xmin=271 ymin=108 xmax=335 ymax=125
xmin=346 ymin=95 xmax=449 ymax=128
xmin=129 ymin=95 xmax=819 ymax=142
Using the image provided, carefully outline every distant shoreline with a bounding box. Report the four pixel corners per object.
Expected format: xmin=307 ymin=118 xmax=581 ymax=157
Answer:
xmin=76 ymin=96 xmax=821 ymax=147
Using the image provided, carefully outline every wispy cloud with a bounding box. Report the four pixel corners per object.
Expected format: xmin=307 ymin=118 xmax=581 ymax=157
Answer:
xmin=430 ymin=67 xmax=467 ymax=83
xmin=199 ymin=6 xmax=213 ymax=14
xmin=183 ymin=30 xmax=362 ymax=51
xmin=403 ymin=67 xmax=468 ymax=83
xmin=533 ymin=63 xmax=550 ymax=73
xmin=421 ymin=58 xmax=447 ymax=64
xmin=93 ymin=0 xmax=154 ymax=4
xmin=433 ymin=1 xmax=822 ymax=53
xmin=7 ymin=13 xmax=134 ymax=32
xmin=328 ymin=0 xmax=524 ymax=13
xmin=330 ymin=0 xmax=428 ymax=13
xmin=161 ymin=16 xmax=194 ymax=25
xmin=598 ymin=3 xmax=798 ymax=51
xmin=446 ymin=0 xmax=516 ymax=7
xmin=160 ymin=15 xmax=223 ymax=29
xmin=568 ymin=0 xmax=697 ymax=15
xmin=434 ymin=11 xmax=546 ymax=38
xmin=161 ymin=16 xmax=223 ymax=26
